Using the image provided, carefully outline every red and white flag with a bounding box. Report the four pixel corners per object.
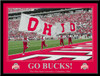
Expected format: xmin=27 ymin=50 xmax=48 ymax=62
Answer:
xmin=56 ymin=22 xmax=76 ymax=34
xmin=19 ymin=14 xmax=76 ymax=36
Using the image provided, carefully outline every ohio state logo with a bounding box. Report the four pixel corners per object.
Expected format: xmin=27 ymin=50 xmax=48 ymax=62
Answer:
xmin=81 ymin=63 xmax=88 ymax=70
xmin=12 ymin=63 xmax=20 ymax=70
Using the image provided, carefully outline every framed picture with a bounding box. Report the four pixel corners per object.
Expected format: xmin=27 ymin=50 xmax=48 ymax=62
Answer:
xmin=2 ymin=3 xmax=98 ymax=74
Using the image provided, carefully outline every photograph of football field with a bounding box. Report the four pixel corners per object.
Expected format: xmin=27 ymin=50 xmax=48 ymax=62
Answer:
xmin=8 ymin=8 xmax=93 ymax=61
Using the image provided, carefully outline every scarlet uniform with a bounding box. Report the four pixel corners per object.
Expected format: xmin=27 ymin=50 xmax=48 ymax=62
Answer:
xmin=41 ymin=36 xmax=47 ymax=50
xmin=68 ymin=35 xmax=72 ymax=45
xmin=60 ymin=35 xmax=64 ymax=46
xmin=22 ymin=37 xmax=29 ymax=54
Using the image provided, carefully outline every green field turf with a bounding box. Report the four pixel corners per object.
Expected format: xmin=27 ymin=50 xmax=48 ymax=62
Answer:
xmin=8 ymin=39 xmax=92 ymax=55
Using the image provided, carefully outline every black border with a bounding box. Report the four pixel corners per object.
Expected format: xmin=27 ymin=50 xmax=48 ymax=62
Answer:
xmin=1 ymin=1 xmax=99 ymax=75
xmin=0 ymin=1 xmax=1 ymax=76
xmin=1 ymin=0 xmax=99 ymax=1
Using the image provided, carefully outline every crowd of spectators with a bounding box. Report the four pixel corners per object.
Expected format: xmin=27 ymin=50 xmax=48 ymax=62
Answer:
xmin=40 ymin=10 xmax=92 ymax=34
xmin=8 ymin=9 xmax=92 ymax=41
xmin=8 ymin=8 xmax=35 ymax=13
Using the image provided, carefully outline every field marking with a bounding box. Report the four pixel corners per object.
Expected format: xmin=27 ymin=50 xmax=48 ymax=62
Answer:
xmin=61 ymin=47 xmax=92 ymax=50
xmin=77 ymin=45 xmax=92 ymax=46
xmin=86 ymin=43 xmax=92 ymax=45
xmin=86 ymin=52 xmax=92 ymax=55
xmin=12 ymin=54 xmax=92 ymax=61
xmin=74 ymin=47 xmax=83 ymax=49
xmin=72 ymin=46 xmax=92 ymax=49
xmin=50 ymin=50 xmax=92 ymax=55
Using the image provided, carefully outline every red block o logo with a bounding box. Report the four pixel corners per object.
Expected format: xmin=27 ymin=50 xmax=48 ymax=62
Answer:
xmin=28 ymin=17 xmax=39 ymax=31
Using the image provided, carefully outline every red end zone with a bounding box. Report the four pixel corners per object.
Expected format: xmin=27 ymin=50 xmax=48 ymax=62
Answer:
xmin=9 ymin=41 xmax=92 ymax=61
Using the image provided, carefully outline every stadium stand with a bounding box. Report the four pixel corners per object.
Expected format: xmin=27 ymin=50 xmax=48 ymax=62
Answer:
xmin=8 ymin=8 xmax=92 ymax=41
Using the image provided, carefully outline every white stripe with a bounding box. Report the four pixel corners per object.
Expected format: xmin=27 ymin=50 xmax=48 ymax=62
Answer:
xmin=86 ymin=52 xmax=92 ymax=55
xmin=86 ymin=43 xmax=92 ymax=45
xmin=51 ymin=50 xmax=91 ymax=53
xmin=51 ymin=50 xmax=92 ymax=55
xmin=13 ymin=55 xmax=39 ymax=60
xmin=61 ymin=47 xmax=92 ymax=50
xmin=78 ymin=45 xmax=92 ymax=46
xmin=74 ymin=47 xmax=83 ymax=49
xmin=72 ymin=47 xmax=92 ymax=49
xmin=12 ymin=54 xmax=92 ymax=60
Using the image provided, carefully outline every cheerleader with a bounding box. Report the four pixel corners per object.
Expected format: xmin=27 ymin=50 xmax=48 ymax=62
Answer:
xmin=59 ymin=35 xmax=64 ymax=47
xmin=22 ymin=35 xmax=30 ymax=55
xmin=68 ymin=34 xmax=72 ymax=45
xmin=41 ymin=36 xmax=48 ymax=51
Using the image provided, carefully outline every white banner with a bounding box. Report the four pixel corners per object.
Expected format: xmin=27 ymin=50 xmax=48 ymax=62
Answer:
xmin=19 ymin=14 xmax=76 ymax=36
xmin=19 ymin=14 xmax=42 ymax=33
xmin=56 ymin=22 xmax=76 ymax=34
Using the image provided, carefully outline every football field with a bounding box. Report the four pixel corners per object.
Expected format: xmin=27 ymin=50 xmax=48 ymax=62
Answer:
xmin=8 ymin=39 xmax=92 ymax=55
xmin=9 ymin=40 xmax=92 ymax=61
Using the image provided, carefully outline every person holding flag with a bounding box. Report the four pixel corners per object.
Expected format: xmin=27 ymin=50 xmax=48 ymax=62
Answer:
xmin=22 ymin=35 xmax=30 ymax=55
xmin=59 ymin=35 xmax=64 ymax=47
xmin=41 ymin=35 xmax=48 ymax=51
xmin=68 ymin=34 xmax=72 ymax=46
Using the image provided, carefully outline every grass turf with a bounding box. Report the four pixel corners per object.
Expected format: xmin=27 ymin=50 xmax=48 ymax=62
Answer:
xmin=8 ymin=39 xmax=92 ymax=55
